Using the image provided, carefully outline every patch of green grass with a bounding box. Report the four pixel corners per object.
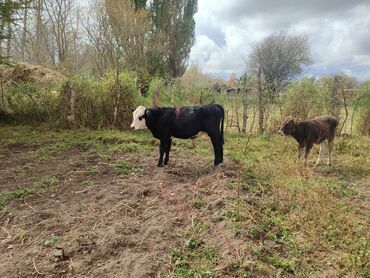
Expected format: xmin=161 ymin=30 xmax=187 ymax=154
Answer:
xmin=79 ymin=180 xmax=93 ymax=187
xmin=0 ymin=176 xmax=59 ymax=212
xmin=171 ymin=239 xmax=217 ymax=278
xmin=190 ymin=198 xmax=204 ymax=210
xmin=39 ymin=138 xmax=74 ymax=157
xmin=266 ymin=255 xmax=296 ymax=273
xmin=115 ymin=160 xmax=144 ymax=175
xmin=12 ymin=165 xmax=34 ymax=178
xmin=221 ymin=133 xmax=370 ymax=276
xmin=227 ymin=181 xmax=237 ymax=189
xmin=191 ymin=218 xmax=210 ymax=234
xmin=79 ymin=203 xmax=88 ymax=210
xmin=43 ymin=235 xmax=60 ymax=246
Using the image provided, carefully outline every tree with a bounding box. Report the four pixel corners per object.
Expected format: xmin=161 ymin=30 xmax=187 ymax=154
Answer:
xmin=83 ymin=0 xmax=120 ymax=76
xmin=239 ymin=73 xmax=256 ymax=134
xmin=0 ymin=0 xmax=24 ymax=63
xmin=249 ymin=31 xmax=312 ymax=100
xmin=43 ymin=0 xmax=80 ymax=68
xmin=150 ymin=0 xmax=197 ymax=78
xmin=180 ymin=64 xmax=213 ymax=90
xmin=105 ymin=0 xmax=150 ymax=73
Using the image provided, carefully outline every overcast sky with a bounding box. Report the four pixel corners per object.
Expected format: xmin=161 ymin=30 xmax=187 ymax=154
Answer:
xmin=189 ymin=0 xmax=370 ymax=80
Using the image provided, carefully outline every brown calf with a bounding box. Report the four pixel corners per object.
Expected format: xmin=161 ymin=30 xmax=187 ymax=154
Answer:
xmin=279 ymin=116 xmax=338 ymax=166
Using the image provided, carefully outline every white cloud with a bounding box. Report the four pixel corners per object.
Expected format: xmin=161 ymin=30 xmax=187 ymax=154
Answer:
xmin=190 ymin=0 xmax=370 ymax=80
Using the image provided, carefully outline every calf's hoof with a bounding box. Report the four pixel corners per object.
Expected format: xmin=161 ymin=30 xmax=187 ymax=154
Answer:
xmin=157 ymin=163 xmax=164 ymax=167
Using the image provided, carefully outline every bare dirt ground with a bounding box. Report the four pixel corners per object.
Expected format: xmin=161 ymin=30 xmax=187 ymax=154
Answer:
xmin=0 ymin=139 xmax=243 ymax=277
xmin=1 ymin=127 xmax=369 ymax=277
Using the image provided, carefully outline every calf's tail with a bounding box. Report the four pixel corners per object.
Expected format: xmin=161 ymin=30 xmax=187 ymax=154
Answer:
xmin=218 ymin=104 xmax=225 ymax=144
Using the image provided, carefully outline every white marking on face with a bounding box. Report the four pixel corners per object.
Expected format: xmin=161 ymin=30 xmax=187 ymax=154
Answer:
xmin=130 ymin=106 xmax=147 ymax=130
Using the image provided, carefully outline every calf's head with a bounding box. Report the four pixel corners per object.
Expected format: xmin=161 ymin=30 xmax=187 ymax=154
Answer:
xmin=130 ymin=106 xmax=147 ymax=130
xmin=279 ymin=117 xmax=297 ymax=135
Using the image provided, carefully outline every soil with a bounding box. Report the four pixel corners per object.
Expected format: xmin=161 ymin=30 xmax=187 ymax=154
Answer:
xmin=0 ymin=142 xmax=242 ymax=277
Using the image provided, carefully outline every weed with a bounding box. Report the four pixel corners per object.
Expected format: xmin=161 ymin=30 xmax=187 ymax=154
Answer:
xmin=80 ymin=180 xmax=93 ymax=187
xmin=115 ymin=160 xmax=144 ymax=175
xmin=79 ymin=203 xmax=88 ymax=210
xmin=185 ymin=237 xmax=200 ymax=249
xmin=0 ymin=176 xmax=58 ymax=211
xmin=43 ymin=235 xmax=60 ymax=247
xmin=266 ymin=255 xmax=296 ymax=273
xmin=171 ymin=241 xmax=217 ymax=277
xmin=191 ymin=218 xmax=210 ymax=234
xmin=190 ymin=199 xmax=204 ymax=209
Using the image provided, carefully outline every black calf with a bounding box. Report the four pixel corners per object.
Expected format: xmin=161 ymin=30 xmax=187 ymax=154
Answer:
xmin=139 ymin=104 xmax=224 ymax=167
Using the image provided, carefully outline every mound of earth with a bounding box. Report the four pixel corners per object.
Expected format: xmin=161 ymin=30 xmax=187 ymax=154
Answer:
xmin=0 ymin=62 xmax=65 ymax=88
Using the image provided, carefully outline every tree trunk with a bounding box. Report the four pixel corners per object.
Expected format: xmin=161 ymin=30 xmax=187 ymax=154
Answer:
xmin=21 ymin=2 xmax=29 ymax=60
xmin=242 ymin=97 xmax=248 ymax=134
xmin=6 ymin=14 xmax=11 ymax=63
xmin=340 ymin=89 xmax=349 ymax=134
xmin=331 ymin=76 xmax=341 ymax=122
xmin=257 ymin=68 xmax=264 ymax=134
xmin=67 ymin=83 xmax=76 ymax=127
xmin=34 ymin=0 xmax=43 ymax=63
xmin=113 ymin=73 xmax=120 ymax=127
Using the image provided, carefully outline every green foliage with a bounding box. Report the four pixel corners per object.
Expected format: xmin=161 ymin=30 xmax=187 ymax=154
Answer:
xmin=171 ymin=241 xmax=217 ymax=277
xmin=149 ymin=0 xmax=198 ymax=77
xmin=0 ymin=0 xmax=24 ymax=63
xmin=54 ymin=70 xmax=145 ymax=129
xmin=43 ymin=235 xmax=60 ymax=246
xmin=355 ymin=82 xmax=370 ymax=135
xmin=283 ymin=78 xmax=324 ymax=119
xmin=115 ymin=160 xmax=144 ymax=175
xmin=1 ymin=83 xmax=58 ymax=123
xmin=0 ymin=176 xmax=58 ymax=212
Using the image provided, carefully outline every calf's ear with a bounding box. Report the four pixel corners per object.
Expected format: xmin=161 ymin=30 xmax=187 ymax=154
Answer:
xmin=131 ymin=108 xmax=135 ymax=112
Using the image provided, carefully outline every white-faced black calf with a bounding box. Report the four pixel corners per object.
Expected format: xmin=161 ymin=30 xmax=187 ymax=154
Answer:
xmin=279 ymin=116 xmax=338 ymax=166
xmin=137 ymin=104 xmax=224 ymax=167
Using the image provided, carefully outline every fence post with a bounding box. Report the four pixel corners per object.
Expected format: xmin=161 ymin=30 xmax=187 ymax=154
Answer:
xmin=67 ymin=82 xmax=76 ymax=127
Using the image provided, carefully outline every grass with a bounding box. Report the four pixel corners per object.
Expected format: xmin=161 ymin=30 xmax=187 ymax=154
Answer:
xmin=0 ymin=124 xmax=369 ymax=277
xmin=171 ymin=241 xmax=217 ymax=277
xmin=115 ymin=160 xmax=144 ymax=175
xmin=0 ymin=176 xmax=58 ymax=212
xmin=43 ymin=235 xmax=60 ymax=247
xmin=221 ymin=133 xmax=370 ymax=276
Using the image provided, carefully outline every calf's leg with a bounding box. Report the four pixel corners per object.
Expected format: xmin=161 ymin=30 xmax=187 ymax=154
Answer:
xmin=328 ymin=139 xmax=334 ymax=165
xmin=304 ymin=143 xmax=313 ymax=166
xmin=164 ymin=139 xmax=172 ymax=165
xmin=316 ymin=143 xmax=324 ymax=165
xmin=220 ymin=134 xmax=224 ymax=163
xmin=209 ymin=134 xmax=222 ymax=166
xmin=158 ymin=140 xmax=167 ymax=167
xmin=297 ymin=145 xmax=304 ymax=164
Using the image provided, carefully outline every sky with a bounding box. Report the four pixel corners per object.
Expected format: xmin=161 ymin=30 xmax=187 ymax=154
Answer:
xmin=189 ymin=0 xmax=370 ymax=81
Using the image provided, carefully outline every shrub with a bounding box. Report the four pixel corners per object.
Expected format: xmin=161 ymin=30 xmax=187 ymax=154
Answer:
xmin=54 ymin=71 xmax=144 ymax=129
xmin=355 ymin=83 xmax=370 ymax=135
xmin=283 ymin=78 xmax=324 ymax=120
xmin=0 ymin=82 xmax=58 ymax=123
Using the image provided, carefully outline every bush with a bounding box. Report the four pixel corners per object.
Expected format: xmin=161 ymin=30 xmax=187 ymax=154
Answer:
xmin=0 ymin=82 xmax=58 ymax=123
xmin=54 ymin=71 xmax=144 ymax=129
xmin=355 ymin=83 xmax=370 ymax=135
xmin=283 ymin=78 xmax=325 ymax=120
xmin=146 ymin=77 xmax=214 ymax=108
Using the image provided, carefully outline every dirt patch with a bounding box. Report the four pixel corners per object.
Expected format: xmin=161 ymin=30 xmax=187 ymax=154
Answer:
xmin=0 ymin=145 xmax=240 ymax=277
xmin=0 ymin=63 xmax=65 ymax=88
